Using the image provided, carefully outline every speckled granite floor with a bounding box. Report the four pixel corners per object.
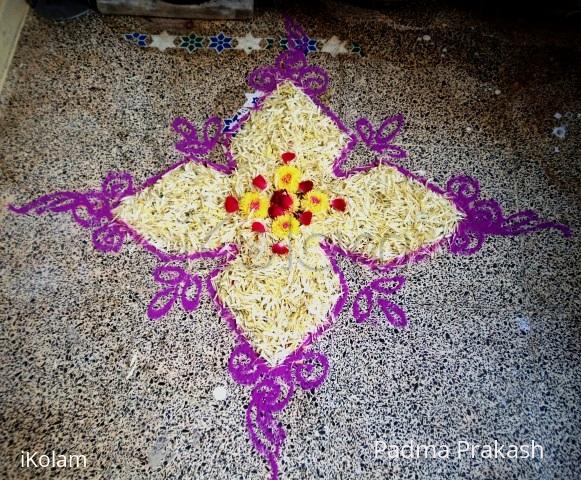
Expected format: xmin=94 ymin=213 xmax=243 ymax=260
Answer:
xmin=1 ymin=2 xmax=580 ymax=479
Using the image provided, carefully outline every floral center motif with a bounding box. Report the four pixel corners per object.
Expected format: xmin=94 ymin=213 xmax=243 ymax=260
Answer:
xmin=224 ymin=151 xmax=346 ymax=251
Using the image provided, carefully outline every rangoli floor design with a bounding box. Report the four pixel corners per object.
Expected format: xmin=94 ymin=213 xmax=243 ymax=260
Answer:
xmin=9 ymin=17 xmax=572 ymax=480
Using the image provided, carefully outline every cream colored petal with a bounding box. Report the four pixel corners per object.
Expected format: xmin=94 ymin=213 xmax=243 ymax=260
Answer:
xmin=213 ymin=237 xmax=341 ymax=365
xmin=230 ymin=82 xmax=349 ymax=187
xmin=114 ymin=162 xmax=237 ymax=253
xmin=320 ymin=165 xmax=463 ymax=263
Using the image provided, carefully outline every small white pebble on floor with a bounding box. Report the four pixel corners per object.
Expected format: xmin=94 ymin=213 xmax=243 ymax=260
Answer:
xmin=554 ymin=146 xmax=560 ymax=153
xmin=126 ymin=352 xmax=138 ymax=379
xmin=213 ymin=385 xmax=228 ymax=401
xmin=516 ymin=315 xmax=530 ymax=333
xmin=422 ymin=35 xmax=431 ymax=41
xmin=552 ymin=125 xmax=567 ymax=139
xmin=494 ymin=89 xmax=501 ymax=95
xmin=148 ymin=437 xmax=168 ymax=469
xmin=466 ymin=126 xmax=472 ymax=133
xmin=554 ymin=112 xmax=562 ymax=119
xmin=442 ymin=47 xmax=447 ymax=52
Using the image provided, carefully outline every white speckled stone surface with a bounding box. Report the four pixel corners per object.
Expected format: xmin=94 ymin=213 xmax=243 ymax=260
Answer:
xmin=0 ymin=3 xmax=579 ymax=479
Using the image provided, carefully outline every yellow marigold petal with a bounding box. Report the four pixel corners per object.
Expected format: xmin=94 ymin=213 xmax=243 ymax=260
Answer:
xmin=272 ymin=214 xmax=300 ymax=239
xmin=274 ymin=165 xmax=301 ymax=193
xmin=288 ymin=216 xmax=300 ymax=235
xmin=301 ymin=190 xmax=329 ymax=214
xmin=240 ymin=192 xmax=269 ymax=218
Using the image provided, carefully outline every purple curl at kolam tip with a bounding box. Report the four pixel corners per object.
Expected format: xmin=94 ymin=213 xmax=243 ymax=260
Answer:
xmin=446 ymin=175 xmax=573 ymax=256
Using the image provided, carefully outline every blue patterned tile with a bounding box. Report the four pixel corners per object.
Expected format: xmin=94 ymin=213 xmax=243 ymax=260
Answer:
xmin=292 ymin=36 xmax=318 ymax=54
xmin=123 ymin=32 xmax=149 ymax=47
xmin=279 ymin=36 xmax=289 ymax=51
xmin=265 ymin=37 xmax=275 ymax=49
xmin=351 ymin=42 xmax=364 ymax=57
xmin=208 ymin=32 xmax=233 ymax=54
xmin=179 ymin=34 xmax=204 ymax=53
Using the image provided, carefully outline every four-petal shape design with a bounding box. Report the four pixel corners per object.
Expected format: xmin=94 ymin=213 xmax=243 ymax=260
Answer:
xmin=9 ymin=16 xmax=571 ymax=480
xmin=114 ymin=80 xmax=461 ymax=365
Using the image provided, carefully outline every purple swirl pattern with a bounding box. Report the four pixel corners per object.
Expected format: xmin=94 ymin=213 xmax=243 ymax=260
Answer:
xmin=353 ymin=276 xmax=408 ymax=328
xmin=247 ymin=48 xmax=329 ymax=97
xmin=9 ymin=172 xmax=134 ymax=253
xmin=229 ymin=342 xmax=329 ymax=480
xmin=446 ymin=175 xmax=572 ymax=255
xmin=147 ymin=265 xmax=203 ymax=320
xmin=355 ymin=115 xmax=408 ymax=159
xmin=172 ymin=116 xmax=236 ymax=174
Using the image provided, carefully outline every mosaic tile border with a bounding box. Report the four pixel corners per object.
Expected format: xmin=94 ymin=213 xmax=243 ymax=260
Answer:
xmin=123 ymin=31 xmax=364 ymax=57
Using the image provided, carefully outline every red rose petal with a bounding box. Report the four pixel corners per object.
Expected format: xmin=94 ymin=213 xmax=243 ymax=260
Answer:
xmin=281 ymin=152 xmax=296 ymax=163
xmin=271 ymin=190 xmax=284 ymax=206
xmin=268 ymin=205 xmax=285 ymax=218
xmin=224 ymin=195 xmax=239 ymax=213
xmin=270 ymin=190 xmax=293 ymax=210
xmin=298 ymin=180 xmax=313 ymax=193
xmin=251 ymin=222 xmax=266 ymax=233
xmin=252 ymin=175 xmax=268 ymax=190
xmin=331 ymin=198 xmax=347 ymax=212
xmin=280 ymin=194 xmax=294 ymax=210
xmin=272 ymin=243 xmax=289 ymax=255
xmin=298 ymin=211 xmax=313 ymax=226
